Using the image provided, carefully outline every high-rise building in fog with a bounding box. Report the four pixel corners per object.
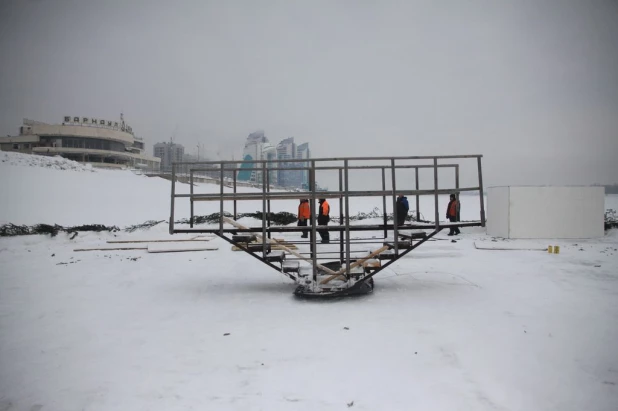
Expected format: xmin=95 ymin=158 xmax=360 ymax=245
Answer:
xmin=276 ymin=137 xmax=301 ymax=187
xmin=237 ymin=132 xmax=311 ymax=188
xmin=296 ymin=142 xmax=311 ymax=189
xmin=275 ymin=137 xmax=312 ymax=188
xmin=238 ymin=131 xmax=277 ymax=184
xmin=154 ymin=141 xmax=184 ymax=172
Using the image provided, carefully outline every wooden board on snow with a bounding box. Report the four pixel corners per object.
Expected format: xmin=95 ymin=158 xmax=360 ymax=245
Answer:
xmin=147 ymin=243 xmax=219 ymax=253
xmin=74 ymin=246 xmax=148 ymax=251
xmin=473 ymin=242 xmax=547 ymax=251
xmin=232 ymin=244 xmax=298 ymax=251
xmin=107 ymin=237 xmax=213 ymax=244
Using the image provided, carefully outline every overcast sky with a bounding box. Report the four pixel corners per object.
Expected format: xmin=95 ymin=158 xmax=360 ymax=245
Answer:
xmin=1 ymin=0 xmax=617 ymax=187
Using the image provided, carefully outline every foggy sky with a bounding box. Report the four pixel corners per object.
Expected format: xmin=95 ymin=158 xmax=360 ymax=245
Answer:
xmin=1 ymin=0 xmax=617 ymax=188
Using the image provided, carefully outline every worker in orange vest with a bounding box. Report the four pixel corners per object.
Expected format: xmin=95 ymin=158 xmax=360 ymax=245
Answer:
xmin=297 ymin=199 xmax=310 ymax=238
xmin=318 ymin=198 xmax=330 ymax=243
xmin=446 ymin=193 xmax=461 ymax=236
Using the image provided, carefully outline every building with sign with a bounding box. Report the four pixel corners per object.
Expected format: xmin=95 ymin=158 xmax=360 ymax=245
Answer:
xmin=0 ymin=115 xmax=160 ymax=170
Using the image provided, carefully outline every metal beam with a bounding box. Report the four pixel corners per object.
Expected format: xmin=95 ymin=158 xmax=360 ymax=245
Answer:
xmin=187 ymin=164 xmax=461 ymax=173
xmin=172 ymin=154 xmax=483 ymax=166
xmin=179 ymin=187 xmax=481 ymax=201
xmin=172 ymin=220 xmax=483 ymax=234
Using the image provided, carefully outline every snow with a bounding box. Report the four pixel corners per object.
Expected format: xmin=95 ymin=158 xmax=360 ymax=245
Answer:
xmin=1 ymin=152 xmax=617 ymax=410
xmin=1 ymin=151 xmax=95 ymax=172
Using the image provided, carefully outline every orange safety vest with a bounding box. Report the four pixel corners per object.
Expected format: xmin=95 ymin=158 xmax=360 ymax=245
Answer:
xmin=320 ymin=200 xmax=330 ymax=216
xmin=298 ymin=202 xmax=310 ymax=219
xmin=448 ymin=200 xmax=459 ymax=217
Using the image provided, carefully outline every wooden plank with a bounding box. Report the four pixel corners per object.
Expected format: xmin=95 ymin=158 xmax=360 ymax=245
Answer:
xmin=223 ymin=217 xmax=338 ymax=276
xmin=147 ymin=245 xmax=219 ymax=253
xmin=320 ymin=245 xmax=390 ymax=284
xmin=148 ymin=247 xmax=219 ymax=253
xmin=107 ymin=235 xmax=214 ymax=244
xmin=74 ymin=246 xmax=148 ymax=251
xmin=473 ymin=242 xmax=547 ymax=251
xmin=231 ymin=237 xmax=298 ymax=251
xmin=107 ymin=238 xmax=212 ymax=244
xmin=362 ymin=259 xmax=381 ymax=268
xmin=232 ymin=245 xmax=298 ymax=251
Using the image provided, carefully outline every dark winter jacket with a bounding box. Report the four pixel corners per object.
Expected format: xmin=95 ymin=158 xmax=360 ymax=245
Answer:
xmin=396 ymin=196 xmax=409 ymax=224
xmin=396 ymin=196 xmax=409 ymax=215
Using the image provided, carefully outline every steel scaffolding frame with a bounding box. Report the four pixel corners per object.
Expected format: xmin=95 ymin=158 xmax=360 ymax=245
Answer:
xmin=168 ymin=155 xmax=485 ymax=297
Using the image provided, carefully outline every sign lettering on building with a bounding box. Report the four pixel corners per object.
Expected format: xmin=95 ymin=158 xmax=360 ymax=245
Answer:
xmin=61 ymin=116 xmax=135 ymax=134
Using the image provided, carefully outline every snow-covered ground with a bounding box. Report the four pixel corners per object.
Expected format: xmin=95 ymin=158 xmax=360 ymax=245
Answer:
xmin=1 ymin=152 xmax=617 ymax=411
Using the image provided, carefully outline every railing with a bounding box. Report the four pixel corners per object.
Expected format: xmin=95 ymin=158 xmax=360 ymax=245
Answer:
xmin=170 ymin=155 xmax=485 ymax=231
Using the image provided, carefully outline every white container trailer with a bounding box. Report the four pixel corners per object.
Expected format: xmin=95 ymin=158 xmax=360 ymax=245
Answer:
xmin=487 ymin=186 xmax=604 ymax=239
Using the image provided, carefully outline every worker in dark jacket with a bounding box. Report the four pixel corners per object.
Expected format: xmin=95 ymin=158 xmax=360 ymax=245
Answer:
xmin=297 ymin=199 xmax=310 ymax=238
xmin=396 ymin=194 xmax=409 ymax=226
xmin=446 ymin=194 xmax=461 ymax=236
xmin=318 ymin=198 xmax=330 ymax=243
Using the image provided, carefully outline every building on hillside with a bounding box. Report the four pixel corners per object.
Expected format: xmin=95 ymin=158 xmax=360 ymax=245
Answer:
xmin=154 ymin=141 xmax=185 ymax=172
xmin=0 ymin=115 xmax=160 ymax=170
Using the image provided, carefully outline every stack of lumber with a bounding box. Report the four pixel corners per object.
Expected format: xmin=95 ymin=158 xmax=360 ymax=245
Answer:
xmin=232 ymin=238 xmax=298 ymax=251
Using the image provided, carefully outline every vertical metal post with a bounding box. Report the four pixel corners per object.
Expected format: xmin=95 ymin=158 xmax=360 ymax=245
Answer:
xmin=261 ymin=161 xmax=267 ymax=255
xmin=433 ymin=157 xmax=439 ymax=229
xmin=415 ymin=166 xmax=420 ymax=222
xmin=266 ymin=167 xmax=271 ymax=239
xmin=391 ymin=159 xmax=398 ymax=255
xmin=233 ymin=168 xmax=237 ymax=220
xmin=477 ymin=156 xmax=486 ymax=226
xmin=169 ymin=163 xmax=176 ymax=234
xmin=190 ymin=169 xmax=194 ymax=228
xmin=382 ymin=167 xmax=387 ymax=238
xmin=344 ymin=160 xmax=351 ymax=278
xmin=339 ymin=168 xmax=344 ymax=265
xmin=455 ymin=165 xmax=460 ymax=222
xmin=219 ymin=162 xmax=224 ymax=234
xmin=310 ymin=160 xmax=317 ymax=283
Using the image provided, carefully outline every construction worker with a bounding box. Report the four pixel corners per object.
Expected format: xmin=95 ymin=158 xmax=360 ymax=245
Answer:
xmin=446 ymin=193 xmax=461 ymax=236
xmin=396 ymin=194 xmax=409 ymax=226
xmin=318 ymin=198 xmax=330 ymax=243
xmin=297 ymin=199 xmax=310 ymax=238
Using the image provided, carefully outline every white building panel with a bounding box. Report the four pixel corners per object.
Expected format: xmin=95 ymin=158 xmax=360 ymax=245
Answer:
xmin=487 ymin=186 xmax=604 ymax=239
xmin=487 ymin=186 xmax=510 ymax=238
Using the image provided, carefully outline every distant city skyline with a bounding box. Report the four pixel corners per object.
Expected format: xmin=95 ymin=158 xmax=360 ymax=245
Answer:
xmin=236 ymin=131 xmax=311 ymax=189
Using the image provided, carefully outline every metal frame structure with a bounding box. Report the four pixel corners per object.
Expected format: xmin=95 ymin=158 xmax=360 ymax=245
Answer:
xmin=169 ymin=155 xmax=485 ymax=297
